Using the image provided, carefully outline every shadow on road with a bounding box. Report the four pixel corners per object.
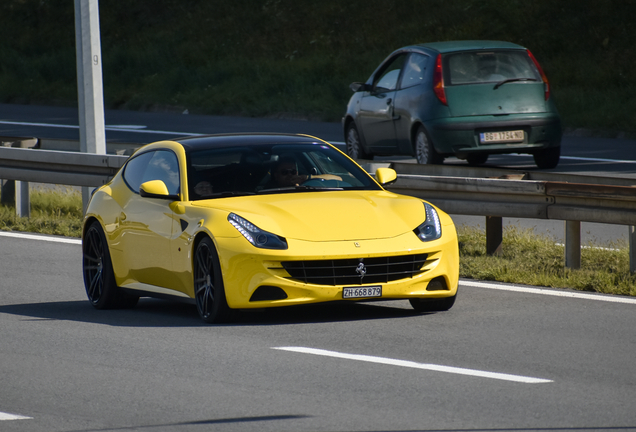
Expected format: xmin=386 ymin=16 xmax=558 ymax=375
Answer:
xmin=0 ymin=297 xmax=427 ymax=327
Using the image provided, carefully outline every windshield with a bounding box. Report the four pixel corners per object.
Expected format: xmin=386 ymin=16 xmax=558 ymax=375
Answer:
xmin=187 ymin=143 xmax=381 ymax=200
xmin=445 ymin=49 xmax=541 ymax=85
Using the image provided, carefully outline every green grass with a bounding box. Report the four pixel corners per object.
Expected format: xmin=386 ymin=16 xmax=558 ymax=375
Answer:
xmin=0 ymin=186 xmax=83 ymax=238
xmin=1 ymin=0 xmax=635 ymax=133
xmin=1 ymin=188 xmax=634 ymax=297
xmin=458 ymin=225 xmax=636 ymax=296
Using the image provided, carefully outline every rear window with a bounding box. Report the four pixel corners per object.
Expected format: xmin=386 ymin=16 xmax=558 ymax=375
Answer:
xmin=445 ymin=50 xmax=541 ymax=85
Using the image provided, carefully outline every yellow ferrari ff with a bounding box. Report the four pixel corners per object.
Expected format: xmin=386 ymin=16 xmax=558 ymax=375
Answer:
xmin=82 ymin=134 xmax=459 ymax=322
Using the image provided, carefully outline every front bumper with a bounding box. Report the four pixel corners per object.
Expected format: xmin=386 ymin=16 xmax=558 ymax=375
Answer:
xmin=215 ymin=227 xmax=459 ymax=309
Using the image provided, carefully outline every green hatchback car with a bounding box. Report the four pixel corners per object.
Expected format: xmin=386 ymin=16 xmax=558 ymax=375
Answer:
xmin=343 ymin=41 xmax=562 ymax=168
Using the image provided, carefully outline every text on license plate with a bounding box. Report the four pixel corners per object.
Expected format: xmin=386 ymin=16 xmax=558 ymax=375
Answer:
xmin=343 ymin=286 xmax=382 ymax=299
xmin=480 ymin=130 xmax=524 ymax=143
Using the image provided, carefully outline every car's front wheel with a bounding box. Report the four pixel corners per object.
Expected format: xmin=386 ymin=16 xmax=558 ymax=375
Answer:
xmin=409 ymin=294 xmax=456 ymax=313
xmin=414 ymin=126 xmax=443 ymax=164
xmin=83 ymin=221 xmax=139 ymax=309
xmin=194 ymin=237 xmax=231 ymax=323
xmin=346 ymin=122 xmax=372 ymax=160
xmin=533 ymin=146 xmax=560 ymax=169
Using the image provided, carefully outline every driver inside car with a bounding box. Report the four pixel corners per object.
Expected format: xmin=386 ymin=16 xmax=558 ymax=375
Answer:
xmin=271 ymin=155 xmax=341 ymax=187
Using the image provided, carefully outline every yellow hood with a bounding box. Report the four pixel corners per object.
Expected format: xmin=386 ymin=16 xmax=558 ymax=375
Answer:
xmin=194 ymin=190 xmax=426 ymax=242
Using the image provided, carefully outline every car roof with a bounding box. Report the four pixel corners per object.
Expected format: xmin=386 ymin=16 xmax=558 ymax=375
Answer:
xmin=174 ymin=133 xmax=326 ymax=152
xmin=407 ymin=40 xmax=526 ymax=54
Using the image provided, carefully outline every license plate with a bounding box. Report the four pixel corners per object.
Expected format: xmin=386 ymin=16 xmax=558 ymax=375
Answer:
xmin=343 ymin=286 xmax=382 ymax=299
xmin=480 ymin=130 xmax=524 ymax=143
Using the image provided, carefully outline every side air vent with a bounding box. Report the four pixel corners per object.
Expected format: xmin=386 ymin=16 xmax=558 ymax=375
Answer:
xmin=249 ymin=286 xmax=288 ymax=302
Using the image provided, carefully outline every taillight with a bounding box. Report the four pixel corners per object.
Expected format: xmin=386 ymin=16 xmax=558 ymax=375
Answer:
xmin=433 ymin=53 xmax=447 ymax=106
xmin=526 ymin=49 xmax=550 ymax=101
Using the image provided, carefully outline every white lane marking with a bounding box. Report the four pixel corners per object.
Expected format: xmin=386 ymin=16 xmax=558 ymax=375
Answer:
xmin=106 ymin=125 xmax=147 ymax=129
xmin=507 ymin=153 xmax=636 ymax=164
xmin=0 ymin=411 xmax=32 ymax=420
xmin=462 ymin=280 xmax=636 ymax=304
xmin=273 ymin=346 xmax=552 ymax=384
xmin=0 ymin=230 xmax=81 ymax=244
xmin=0 ymin=120 xmax=203 ymax=137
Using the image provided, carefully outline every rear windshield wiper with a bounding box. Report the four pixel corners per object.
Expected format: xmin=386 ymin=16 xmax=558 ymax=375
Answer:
xmin=493 ymin=77 xmax=537 ymax=89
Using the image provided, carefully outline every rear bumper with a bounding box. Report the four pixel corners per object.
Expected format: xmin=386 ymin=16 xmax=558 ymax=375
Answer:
xmin=425 ymin=113 xmax=562 ymax=157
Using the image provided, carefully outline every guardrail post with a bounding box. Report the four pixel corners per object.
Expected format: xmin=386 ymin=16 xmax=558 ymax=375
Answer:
xmin=630 ymin=226 xmax=635 ymax=275
xmin=486 ymin=216 xmax=503 ymax=256
xmin=565 ymin=220 xmax=581 ymax=269
xmin=15 ymin=181 xmax=30 ymax=218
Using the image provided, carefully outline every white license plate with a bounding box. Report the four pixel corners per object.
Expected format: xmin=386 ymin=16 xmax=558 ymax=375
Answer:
xmin=343 ymin=286 xmax=382 ymax=299
xmin=480 ymin=130 xmax=524 ymax=143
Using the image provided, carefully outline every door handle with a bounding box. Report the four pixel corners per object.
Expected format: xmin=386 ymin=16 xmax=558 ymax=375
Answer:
xmin=386 ymin=98 xmax=392 ymax=105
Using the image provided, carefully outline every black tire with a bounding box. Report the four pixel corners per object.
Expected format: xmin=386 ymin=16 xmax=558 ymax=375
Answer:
xmin=466 ymin=153 xmax=489 ymax=166
xmin=83 ymin=221 xmax=139 ymax=309
xmin=533 ymin=146 xmax=560 ymax=169
xmin=346 ymin=122 xmax=372 ymax=160
xmin=414 ymin=126 xmax=443 ymax=164
xmin=193 ymin=237 xmax=231 ymax=323
xmin=409 ymin=294 xmax=456 ymax=313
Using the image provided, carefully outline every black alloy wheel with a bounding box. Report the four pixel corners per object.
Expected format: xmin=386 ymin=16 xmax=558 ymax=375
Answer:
xmin=83 ymin=221 xmax=138 ymax=309
xmin=193 ymin=237 xmax=231 ymax=323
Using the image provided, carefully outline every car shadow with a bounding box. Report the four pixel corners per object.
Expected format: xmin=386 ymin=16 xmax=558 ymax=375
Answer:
xmin=0 ymin=297 xmax=426 ymax=327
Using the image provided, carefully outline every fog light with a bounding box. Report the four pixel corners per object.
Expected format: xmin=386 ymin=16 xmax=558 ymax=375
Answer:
xmin=426 ymin=277 xmax=447 ymax=291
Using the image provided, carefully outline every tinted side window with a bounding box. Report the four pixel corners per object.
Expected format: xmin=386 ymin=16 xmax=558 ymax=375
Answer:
xmin=123 ymin=150 xmax=180 ymax=195
xmin=400 ymin=53 xmax=429 ymax=88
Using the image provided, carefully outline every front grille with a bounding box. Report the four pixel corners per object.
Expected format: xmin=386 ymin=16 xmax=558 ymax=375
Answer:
xmin=281 ymin=254 xmax=428 ymax=286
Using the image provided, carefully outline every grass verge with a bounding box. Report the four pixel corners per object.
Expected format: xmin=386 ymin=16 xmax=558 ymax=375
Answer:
xmin=1 ymin=188 xmax=634 ymax=297
xmin=0 ymin=186 xmax=83 ymax=238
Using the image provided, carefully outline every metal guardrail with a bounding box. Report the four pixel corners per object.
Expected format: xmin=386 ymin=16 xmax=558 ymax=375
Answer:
xmin=0 ymin=145 xmax=127 ymax=187
xmin=1 ymin=141 xmax=635 ymax=273
xmin=364 ymin=162 xmax=636 ymax=273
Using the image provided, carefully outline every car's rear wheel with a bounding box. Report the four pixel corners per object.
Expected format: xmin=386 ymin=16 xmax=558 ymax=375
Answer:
xmin=533 ymin=146 xmax=560 ymax=169
xmin=466 ymin=153 xmax=489 ymax=166
xmin=414 ymin=126 xmax=443 ymax=164
xmin=194 ymin=237 xmax=231 ymax=323
xmin=83 ymin=221 xmax=139 ymax=309
xmin=409 ymin=294 xmax=456 ymax=313
xmin=346 ymin=122 xmax=372 ymax=160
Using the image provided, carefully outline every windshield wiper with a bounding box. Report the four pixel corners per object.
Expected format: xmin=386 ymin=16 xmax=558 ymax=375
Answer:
xmin=493 ymin=77 xmax=537 ymax=89
xmin=204 ymin=191 xmax=256 ymax=198
xmin=258 ymin=185 xmax=343 ymax=194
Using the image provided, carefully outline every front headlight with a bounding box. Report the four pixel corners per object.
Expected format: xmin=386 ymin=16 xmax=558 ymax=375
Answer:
xmin=414 ymin=203 xmax=442 ymax=241
xmin=228 ymin=213 xmax=288 ymax=250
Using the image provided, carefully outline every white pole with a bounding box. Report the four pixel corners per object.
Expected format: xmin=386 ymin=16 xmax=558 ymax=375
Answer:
xmin=74 ymin=0 xmax=106 ymax=213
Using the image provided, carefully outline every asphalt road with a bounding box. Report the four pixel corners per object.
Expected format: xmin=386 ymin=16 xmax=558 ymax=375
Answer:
xmin=1 ymin=103 xmax=634 ymax=244
xmin=1 ymin=231 xmax=636 ymax=432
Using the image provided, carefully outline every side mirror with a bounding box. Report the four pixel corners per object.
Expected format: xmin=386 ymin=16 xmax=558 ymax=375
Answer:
xmin=350 ymin=82 xmax=369 ymax=92
xmin=139 ymin=180 xmax=179 ymax=201
xmin=375 ymin=168 xmax=397 ymax=186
